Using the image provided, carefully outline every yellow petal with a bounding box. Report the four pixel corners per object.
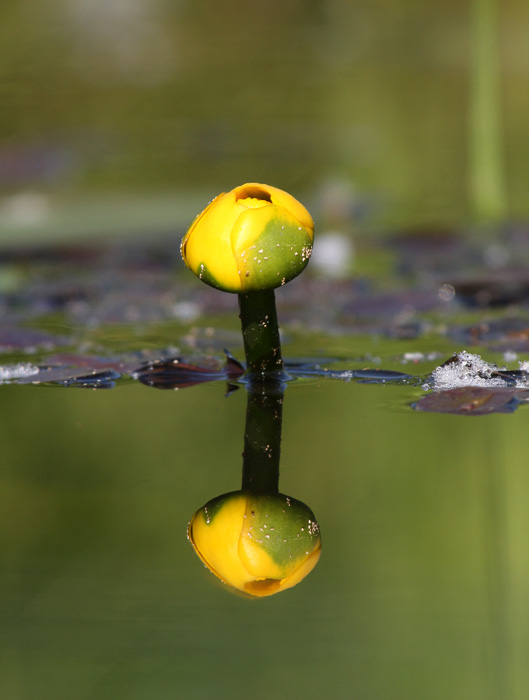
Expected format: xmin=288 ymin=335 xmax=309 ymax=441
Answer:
xmin=263 ymin=184 xmax=314 ymax=237
xmin=238 ymin=533 xmax=284 ymax=581
xmin=188 ymin=493 xmax=252 ymax=589
xmin=278 ymin=543 xmax=322 ymax=593
xmin=181 ymin=190 xmax=242 ymax=292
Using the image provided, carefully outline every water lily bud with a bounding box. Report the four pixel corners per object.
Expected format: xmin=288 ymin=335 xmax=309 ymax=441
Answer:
xmin=181 ymin=183 xmax=314 ymax=293
xmin=188 ymin=490 xmax=321 ymax=597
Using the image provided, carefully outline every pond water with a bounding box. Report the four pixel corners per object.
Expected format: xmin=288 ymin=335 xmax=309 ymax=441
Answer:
xmin=2 ymin=231 xmax=529 ymax=699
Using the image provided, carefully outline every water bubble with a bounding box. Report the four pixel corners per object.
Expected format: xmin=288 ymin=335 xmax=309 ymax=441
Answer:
xmin=438 ymin=283 xmax=455 ymax=302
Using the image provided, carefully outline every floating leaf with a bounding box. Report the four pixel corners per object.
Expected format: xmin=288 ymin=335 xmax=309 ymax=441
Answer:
xmin=133 ymin=353 xmax=245 ymax=390
xmin=281 ymin=361 xmax=412 ymax=384
xmin=351 ymin=368 xmax=412 ymax=383
xmin=56 ymin=369 xmax=121 ymax=389
xmin=16 ymin=366 xmax=122 ymax=389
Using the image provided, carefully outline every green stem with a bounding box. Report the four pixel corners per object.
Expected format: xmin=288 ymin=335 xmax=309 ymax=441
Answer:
xmin=241 ymin=389 xmax=283 ymax=493
xmin=238 ymin=290 xmax=284 ymax=380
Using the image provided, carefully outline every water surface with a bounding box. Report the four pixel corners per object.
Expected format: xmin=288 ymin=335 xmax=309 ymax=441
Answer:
xmin=2 ymin=328 xmax=529 ymax=699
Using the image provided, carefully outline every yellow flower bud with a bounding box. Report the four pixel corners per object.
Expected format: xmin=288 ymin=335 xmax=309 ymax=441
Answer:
xmin=188 ymin=490 xmax=321 ymax=597
xmin=180 ymin=183 xmax=314 ymax=293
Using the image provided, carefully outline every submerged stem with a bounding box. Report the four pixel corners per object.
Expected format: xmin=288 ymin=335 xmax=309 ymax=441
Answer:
xmin=238 ymin=290 xmax=284 ymax=380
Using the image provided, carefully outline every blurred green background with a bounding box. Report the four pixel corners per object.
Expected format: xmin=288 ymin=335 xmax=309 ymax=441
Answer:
xmin=1 ymin=0 xmax=529 ymax=245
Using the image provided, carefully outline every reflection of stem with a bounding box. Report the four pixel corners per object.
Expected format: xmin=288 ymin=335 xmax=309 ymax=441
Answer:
xmin=238 ymin=290 xmax=283 ymax=379
xmin=482 ymin=447 xmax=512 ymax=700
xmin=241 ymin=388 xmax=283 ymax=493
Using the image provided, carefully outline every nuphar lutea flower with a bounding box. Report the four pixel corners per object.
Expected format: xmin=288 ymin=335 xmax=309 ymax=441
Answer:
xmin=188 ymin=490 xmax=321 ymax=597
xmin=181 ymin=183 xmax=314 ymax=293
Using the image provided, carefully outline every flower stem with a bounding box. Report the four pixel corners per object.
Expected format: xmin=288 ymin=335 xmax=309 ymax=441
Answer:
xmin=238 ymin=290 xmax=284 ymax=380
xmin=241 ymin=389 xmax=283 ymax=493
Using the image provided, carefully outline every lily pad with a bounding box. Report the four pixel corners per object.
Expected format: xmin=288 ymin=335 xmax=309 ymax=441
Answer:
xmin=133 ymin=353 xmax=245 ymax=390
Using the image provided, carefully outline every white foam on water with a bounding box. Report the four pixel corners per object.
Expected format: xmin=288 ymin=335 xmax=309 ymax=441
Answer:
xmin=0 ymin=363 xmax=40 ymax=383
xmin=430 ymin=351 xmax=507 ymax=391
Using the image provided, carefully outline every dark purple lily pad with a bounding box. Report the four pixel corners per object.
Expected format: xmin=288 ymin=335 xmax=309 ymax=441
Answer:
xmin=15 ymin=365 xmax=122 ymax=388
xmin=351 ymin=368 xmax=412 ymax=383
xmin=133 ymin=353 xmax=245 ymax=390
xmin=45 ymin=353 xmax=139 ymax=374
xmin=8 ymin=353 xmax=146 ymax=388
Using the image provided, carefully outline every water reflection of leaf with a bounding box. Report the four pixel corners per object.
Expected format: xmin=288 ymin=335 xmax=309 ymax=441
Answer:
xmin=413 ymin=386 xmax=529 ymax=415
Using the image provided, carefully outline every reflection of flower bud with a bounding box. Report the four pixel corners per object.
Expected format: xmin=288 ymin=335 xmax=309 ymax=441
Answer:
xmin=180 ymin=183 xmax=314 ymax=293
xmin=188 ymin=490 xmax=321 ymax=597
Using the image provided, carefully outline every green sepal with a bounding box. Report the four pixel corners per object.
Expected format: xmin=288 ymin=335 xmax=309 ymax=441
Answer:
xmin=193 ymin=261 xmax=228 ymax=291
xmin=238 ymin=214 xmax=313 ymax=292
xmin=199 ymin=492 xmax=234 ymax=524
xmin=243 ymin=492 xmax=320 ymax=567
